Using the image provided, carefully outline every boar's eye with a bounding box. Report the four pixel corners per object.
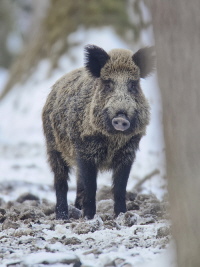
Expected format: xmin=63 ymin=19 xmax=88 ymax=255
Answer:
xmin=103 ymin=80 xmax=114 ymax=91
xmin=128 ymin=80 xmax=139 ymax=94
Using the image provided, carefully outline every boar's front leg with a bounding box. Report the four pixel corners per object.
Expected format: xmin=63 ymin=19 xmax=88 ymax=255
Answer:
xmin=48 ymin=150 xmax=69 ymax=220
xmin=112 ymin=162 xmax=132 ymax=217
xmin=76 ymin=155 xmax=97 ymax=219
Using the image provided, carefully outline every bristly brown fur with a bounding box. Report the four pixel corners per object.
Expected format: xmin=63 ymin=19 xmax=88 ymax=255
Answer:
xmin=42 ymin=45 xmax=155 ymax=220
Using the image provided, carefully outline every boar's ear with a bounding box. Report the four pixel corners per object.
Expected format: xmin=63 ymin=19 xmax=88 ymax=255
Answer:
xmin=84 ymin=45 xmax=110 ymax=77
xmin=132 ymin=47 xmax=156 ymax=78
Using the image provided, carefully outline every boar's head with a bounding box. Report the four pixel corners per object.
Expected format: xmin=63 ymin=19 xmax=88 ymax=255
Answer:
xmin=85 ymin=45 xmax=155 ymax=136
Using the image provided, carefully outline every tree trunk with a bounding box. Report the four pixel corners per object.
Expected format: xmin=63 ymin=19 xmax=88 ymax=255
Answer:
xmin=148 ymin=1 xmax=200 ymax=266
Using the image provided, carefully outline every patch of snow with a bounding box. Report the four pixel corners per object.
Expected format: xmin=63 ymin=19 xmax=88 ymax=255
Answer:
xmin=23 ymin=251 xmax=79 ymax=265
xmin=135 ymin=241 xmax=177 ymax=267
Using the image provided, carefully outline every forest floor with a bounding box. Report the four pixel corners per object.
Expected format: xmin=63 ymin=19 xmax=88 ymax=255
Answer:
xmin=0 ymin=179 xmax=171 ymax=267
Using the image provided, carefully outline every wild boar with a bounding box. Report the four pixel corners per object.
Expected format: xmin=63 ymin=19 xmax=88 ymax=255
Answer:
xmin=42 ymin=45 xmax=155 ymax=220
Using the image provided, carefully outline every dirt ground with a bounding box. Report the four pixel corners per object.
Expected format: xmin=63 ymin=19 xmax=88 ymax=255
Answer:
xmin=0 ymin=182 xmax=171 ymax=267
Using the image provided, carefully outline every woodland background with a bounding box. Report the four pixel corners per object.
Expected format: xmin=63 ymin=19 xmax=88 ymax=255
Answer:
xmin=1 ymin=1 xmax=200 ymax=267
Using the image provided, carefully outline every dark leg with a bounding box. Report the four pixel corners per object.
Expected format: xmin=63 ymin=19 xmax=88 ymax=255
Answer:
xmin=48 ymin=150 xmax=69 ymax=220
xmin=74 ymin=176 xmax=84 ymax=210
xmin=112 ymin=162 xmax=132 ymax=217
xmin=76 ymin=157 xmax=97 ymax=219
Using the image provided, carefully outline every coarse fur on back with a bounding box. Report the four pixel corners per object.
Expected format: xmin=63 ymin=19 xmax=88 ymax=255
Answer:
xmin=42 ymin=45 xmax=155 ymax=220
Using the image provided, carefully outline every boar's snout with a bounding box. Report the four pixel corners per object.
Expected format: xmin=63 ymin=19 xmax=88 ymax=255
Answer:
xmin=112 ymin=114 xmax=130 ymax=131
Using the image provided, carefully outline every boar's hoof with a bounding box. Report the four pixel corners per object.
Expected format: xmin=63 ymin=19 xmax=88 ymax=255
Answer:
xmin=112 ymin=115 xmax=130 ymax=131
xmin=56 ymin=211 xmax=69 ymax=220
xmin=83 ymin=209 xmax=95 ymax=220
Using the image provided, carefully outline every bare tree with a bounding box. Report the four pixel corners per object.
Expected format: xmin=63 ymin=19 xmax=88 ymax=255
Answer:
xmin=148 ymin=1 xmax=200 ymax=266
xmin=0 ymin=0 xmax=150 ymax=100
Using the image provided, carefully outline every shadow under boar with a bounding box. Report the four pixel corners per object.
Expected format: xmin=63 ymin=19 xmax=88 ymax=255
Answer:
xmin=42 ymin=45 xmax=155 ymax=220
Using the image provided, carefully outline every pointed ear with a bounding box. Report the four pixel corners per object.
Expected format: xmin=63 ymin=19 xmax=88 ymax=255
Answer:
xmin=132 ymin=47 xmax=156 ymax=78
xmin=84 ymin=45 xmax=110 ymax=77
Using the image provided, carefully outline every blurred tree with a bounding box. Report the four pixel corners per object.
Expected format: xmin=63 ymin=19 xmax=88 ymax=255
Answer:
xmin=0 ymin=1 xmax=14 ymax=68
xmin=148 ymin=1 xmax=200 ymax=267
xmin=0 ymin=0 xmax=150 ymax=99
xmin=0 ymin=0 xmax=49 ymax=69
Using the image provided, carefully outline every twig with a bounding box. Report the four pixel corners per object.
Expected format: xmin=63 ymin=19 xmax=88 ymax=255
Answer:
xmin=134 ymin=169 xmax=160 ymax=191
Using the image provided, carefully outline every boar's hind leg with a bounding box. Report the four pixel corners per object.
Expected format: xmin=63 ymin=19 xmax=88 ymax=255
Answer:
xmin=48 ymin=150 xmax=69 ymax=220
xmin=76 ymin=156 xmax=97 ymax=219
xmin=75 ymin=177 xmax=84 ymax=210
xmin=112 ymin=162 xmax=132 ymax=217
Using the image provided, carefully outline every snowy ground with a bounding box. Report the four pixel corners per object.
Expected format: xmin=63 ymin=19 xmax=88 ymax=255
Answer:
xmin=0 ymin=27 xmax=176 ymax=266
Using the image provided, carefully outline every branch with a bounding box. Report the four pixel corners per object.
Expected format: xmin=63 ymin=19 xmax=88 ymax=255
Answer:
xmin=134 ymin=169 xmax=160 ymax=191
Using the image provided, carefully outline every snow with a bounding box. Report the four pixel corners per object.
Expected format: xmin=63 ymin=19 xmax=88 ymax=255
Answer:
xmin=0 ymin=26 xmax=176 ymax=266
xmin=23 ymin=252 xmax=79 ymax=265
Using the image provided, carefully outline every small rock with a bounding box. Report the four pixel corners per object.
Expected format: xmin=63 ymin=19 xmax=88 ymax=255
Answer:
xmin=114 ymin=258 xmax=126 ymax=266
xmin=73 ymin=216 xmax=103 ymax=234
xmin=19 ymin=209 xmax=45 ymax=220
xmin=104 ymin=258 xmax=125 ymax=267
xmin=142 ymin=203 xmax=164 ymax=217
xmin=126 ymin=201 xmax=140 ymax=211
xmin=6 ymin=201 xmax=14 ymax=209
xmin=126 ymin=191 xmax=137 ymax=201
xmin=0 ymin=208 xmax=6 ymax=215
xmin=116 ymin=212 xmax=139 ymax=227
xmin=97 ymin=199 xmax=114 ymax=214
xmin=49 ymin=237 xmax=59 ymax=244
xmin=73 ymin=222 xmax=93 ymax=235
xmin=16 ymin=193 xmax=39 ymax=203
xmin=0 ymin=208 xmax=6 ymax=223
xmin=124 ymin=212 xmax=139 ymax=226
xmin=83 ymin=248 xmax=102 ymax=255
xmin=10 ymin=207 xmax=21 ymax=215
xmin=104 ymin=220 xmax=118 ymax=229
xmin=99 ymin=213 xmax=114 ymax=221
xmin=23 ymin=200 xmax=39 ymax=207
xmin=62 ymin=237 xmax=82 ymax=245
xmin=68 ymin=205 xmax=82 ymax=219
xmin=139 ymin=215 xmax=155 ymax=225
xmin=49 ymin=224 xmax=55 ymax=230
xmin=42 ymin=204 xmax=55 ymax=216
xmin=0 ymin=214 xmax=6 ymax=223
xmin=2 ymin=219 xmax=20 ymax=230
xmin=156 ymin=226 xmax=171 ymax=238
xmin=135 ymin=194 xmax=158 ymax=204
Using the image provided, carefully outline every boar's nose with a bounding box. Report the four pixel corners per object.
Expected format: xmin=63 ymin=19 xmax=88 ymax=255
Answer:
xmin=112 ymin=114 xmax=130 ymax=131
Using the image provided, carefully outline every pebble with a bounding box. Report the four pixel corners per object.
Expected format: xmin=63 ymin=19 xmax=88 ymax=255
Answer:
xmin=62 ymin=236 xmax=82 ymax=245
